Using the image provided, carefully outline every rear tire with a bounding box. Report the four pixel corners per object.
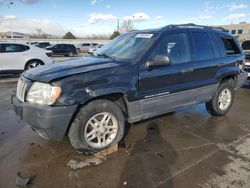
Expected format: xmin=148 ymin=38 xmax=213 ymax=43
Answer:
xmin=206 ymin=81 xmax=234 ymax=116
xmin=25 ymin=60 xmax=43 ymax=70
xmin=68 ymin=99 xmax=125 ymax=154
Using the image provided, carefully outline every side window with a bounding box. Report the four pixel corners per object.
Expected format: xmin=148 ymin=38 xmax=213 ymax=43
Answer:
xmin=238 ymin=29 xmax=243 ymax=35
xmin=3 ymin=44 xmax=29 ymax=53
xmin=192 ymin=32 xmax=214 ymax=61
xmin=82 ymin=43 xmax=90 ymax=46
xmin=231 ymin=30 xmax=236 ymax=35
xmin=40 ymin=43 xmax=46 ymax=47
xmin=149 ymin=33 xmax=191 ymax=64
xmin=220 ymin=37 xmax=240 ymax=55
xmin=55 ymin=45 xmax=62 ymax=49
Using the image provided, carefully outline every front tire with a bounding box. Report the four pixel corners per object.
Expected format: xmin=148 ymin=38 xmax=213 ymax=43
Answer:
xmin=68 ymin=99 xmax=125 ymax=154
xmin=206 ymin=81 xmax=234 ymax=116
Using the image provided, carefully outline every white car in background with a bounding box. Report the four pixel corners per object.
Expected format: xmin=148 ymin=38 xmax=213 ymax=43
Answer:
xmin=76 ymin=43 xmax=99 ymax=53
xmin=0 ymin=42 xmax=53 ymax=73
xmin=88 ymin=44 xmax=105 ymax=55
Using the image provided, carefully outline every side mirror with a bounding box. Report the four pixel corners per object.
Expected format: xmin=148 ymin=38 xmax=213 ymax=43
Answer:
xmin=146 ymin=55 xmax=171 ymax=69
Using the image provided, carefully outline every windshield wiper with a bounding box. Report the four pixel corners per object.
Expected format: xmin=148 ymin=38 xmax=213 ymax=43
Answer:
xmin=96 ymin=53 xmax=117 ymax=60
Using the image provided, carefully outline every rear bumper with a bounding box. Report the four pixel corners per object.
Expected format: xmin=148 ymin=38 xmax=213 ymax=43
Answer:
xmin=11 ymin=95 xmax=77 ymax=141
xmin=244 ymin=62 xmax=250 ymax=78
xmin=235 ymin=71 xmax=248 ymax=90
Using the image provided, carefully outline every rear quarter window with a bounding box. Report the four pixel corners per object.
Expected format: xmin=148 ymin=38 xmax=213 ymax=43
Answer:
xmin=219 ymin=36 xmax=241 ymax=55
xmin=242 ymin=41 xmax=250 ymax=51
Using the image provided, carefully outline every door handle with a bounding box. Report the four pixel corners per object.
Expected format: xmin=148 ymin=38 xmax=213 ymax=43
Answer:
xmin=181 ymin=68 xmax=194 ymax=73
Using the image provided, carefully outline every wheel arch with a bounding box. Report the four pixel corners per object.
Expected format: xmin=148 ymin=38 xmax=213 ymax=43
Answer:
xmin=216 ymin=68 xmax=240 ymax=86
xmin=25 ymin=59 xmax=44 ymax=70
xmin=81 ymin=92 xmax=128 ymax=115
xmin=66 ymin=92 xmax=129 ymax=134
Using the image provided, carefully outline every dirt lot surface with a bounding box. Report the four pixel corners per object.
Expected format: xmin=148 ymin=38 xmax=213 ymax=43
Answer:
xmin=0 ymin=79 xmax=250 ymax=188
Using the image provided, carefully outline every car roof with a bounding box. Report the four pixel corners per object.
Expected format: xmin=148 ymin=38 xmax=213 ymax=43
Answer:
xmin=131 ymin=23 xmax=231 ymax=37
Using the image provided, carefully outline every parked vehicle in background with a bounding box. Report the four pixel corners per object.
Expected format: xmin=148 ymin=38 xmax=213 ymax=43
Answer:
xmin=46 ymin=44 xmax=77 ymax=57
xmin=35 ymin=42 xmax=51 ymax=49
xmin=88 ymin=44 xmax=105 ymax=55
xmin=26 ymin=42 xmax=39 ymax=45
xmin=76 ymin=43 xmax=98 ymax=53
xmin=242 ymin=40 xmax=250 ymax=77
xmin=0 ymin=42 xmax=53 ymax=73
xmin=12 ymin=24 xmax=247 ymax=154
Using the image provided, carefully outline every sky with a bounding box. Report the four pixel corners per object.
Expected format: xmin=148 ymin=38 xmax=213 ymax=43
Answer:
xmin=0 ymin=0 xmax=250 ymax=37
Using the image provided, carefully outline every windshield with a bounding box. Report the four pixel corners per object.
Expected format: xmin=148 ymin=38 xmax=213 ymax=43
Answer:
xmin=95 ymin=32 xmax=158 ymax=61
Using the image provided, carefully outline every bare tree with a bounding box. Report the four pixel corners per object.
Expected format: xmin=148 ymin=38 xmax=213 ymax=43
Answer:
xmin=120 ymin=19 xmax=134 ymax=33
xmin=36 ymin=28 xmax=42 ymax=37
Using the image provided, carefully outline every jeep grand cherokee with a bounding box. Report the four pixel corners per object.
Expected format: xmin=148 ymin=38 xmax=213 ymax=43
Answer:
xmin=12 ymin=24 xmax=247 ymax=153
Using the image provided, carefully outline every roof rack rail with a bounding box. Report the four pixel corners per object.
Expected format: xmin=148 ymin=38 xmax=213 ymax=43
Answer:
xmin=163 ymin=23 xmax=229 ymax=32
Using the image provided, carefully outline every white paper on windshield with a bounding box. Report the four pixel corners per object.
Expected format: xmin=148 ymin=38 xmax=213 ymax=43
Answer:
xmin=135 ymin=34 xmax=154 ymax=38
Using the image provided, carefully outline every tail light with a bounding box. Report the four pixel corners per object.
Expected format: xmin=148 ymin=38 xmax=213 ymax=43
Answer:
xmin=46 ymin=52 xmax=53 ymax=57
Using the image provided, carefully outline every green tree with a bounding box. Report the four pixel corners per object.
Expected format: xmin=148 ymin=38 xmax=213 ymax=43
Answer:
xmin=110 ymin=31 xmax=120 ymax=39
xmin=63 ymin=32 xmax=76 ymax=39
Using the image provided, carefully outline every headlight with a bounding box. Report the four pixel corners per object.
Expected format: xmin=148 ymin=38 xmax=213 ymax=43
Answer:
xmin=26 ymin=82 xmax=61 ymax=105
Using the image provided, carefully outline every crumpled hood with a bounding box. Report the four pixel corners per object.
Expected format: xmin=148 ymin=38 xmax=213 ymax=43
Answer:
xmin=23 ymin=56 xmax=121 ymax=83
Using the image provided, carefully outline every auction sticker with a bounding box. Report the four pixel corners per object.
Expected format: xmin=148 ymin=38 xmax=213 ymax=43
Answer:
xmin=135 ymin=34 xmax=154 ymax=38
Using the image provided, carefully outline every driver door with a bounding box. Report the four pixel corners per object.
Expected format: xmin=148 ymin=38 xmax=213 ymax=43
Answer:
xmin=138 ymin=31 xmax=199 ymax=118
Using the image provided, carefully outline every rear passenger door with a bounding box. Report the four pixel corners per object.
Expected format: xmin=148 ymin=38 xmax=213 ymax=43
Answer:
xmin=189 ymin=30 xmax=219 ymax=87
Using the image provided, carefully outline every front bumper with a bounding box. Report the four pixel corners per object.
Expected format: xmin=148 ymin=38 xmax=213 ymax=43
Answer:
xmin=11 ymin=95 xmax=77 ymax=141
xmin=235 ymin=71 xmax=248 ymax=90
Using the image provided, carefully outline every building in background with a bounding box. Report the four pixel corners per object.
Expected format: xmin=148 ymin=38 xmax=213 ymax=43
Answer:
xmin=217 ymin=22 xmax=250 ymax=41
xmin=0 ymin=31 xmax=26 ymax=38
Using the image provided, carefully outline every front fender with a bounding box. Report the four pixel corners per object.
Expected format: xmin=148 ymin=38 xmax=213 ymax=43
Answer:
xmin=85 ymin=82 xmax=135 ymax=99
xmin=53 ymin=63 xmax=138 ymax=106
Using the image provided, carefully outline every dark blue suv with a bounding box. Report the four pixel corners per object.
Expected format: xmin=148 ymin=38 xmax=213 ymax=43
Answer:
xmin=12 ymin=24 xmax=247 ymax=153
